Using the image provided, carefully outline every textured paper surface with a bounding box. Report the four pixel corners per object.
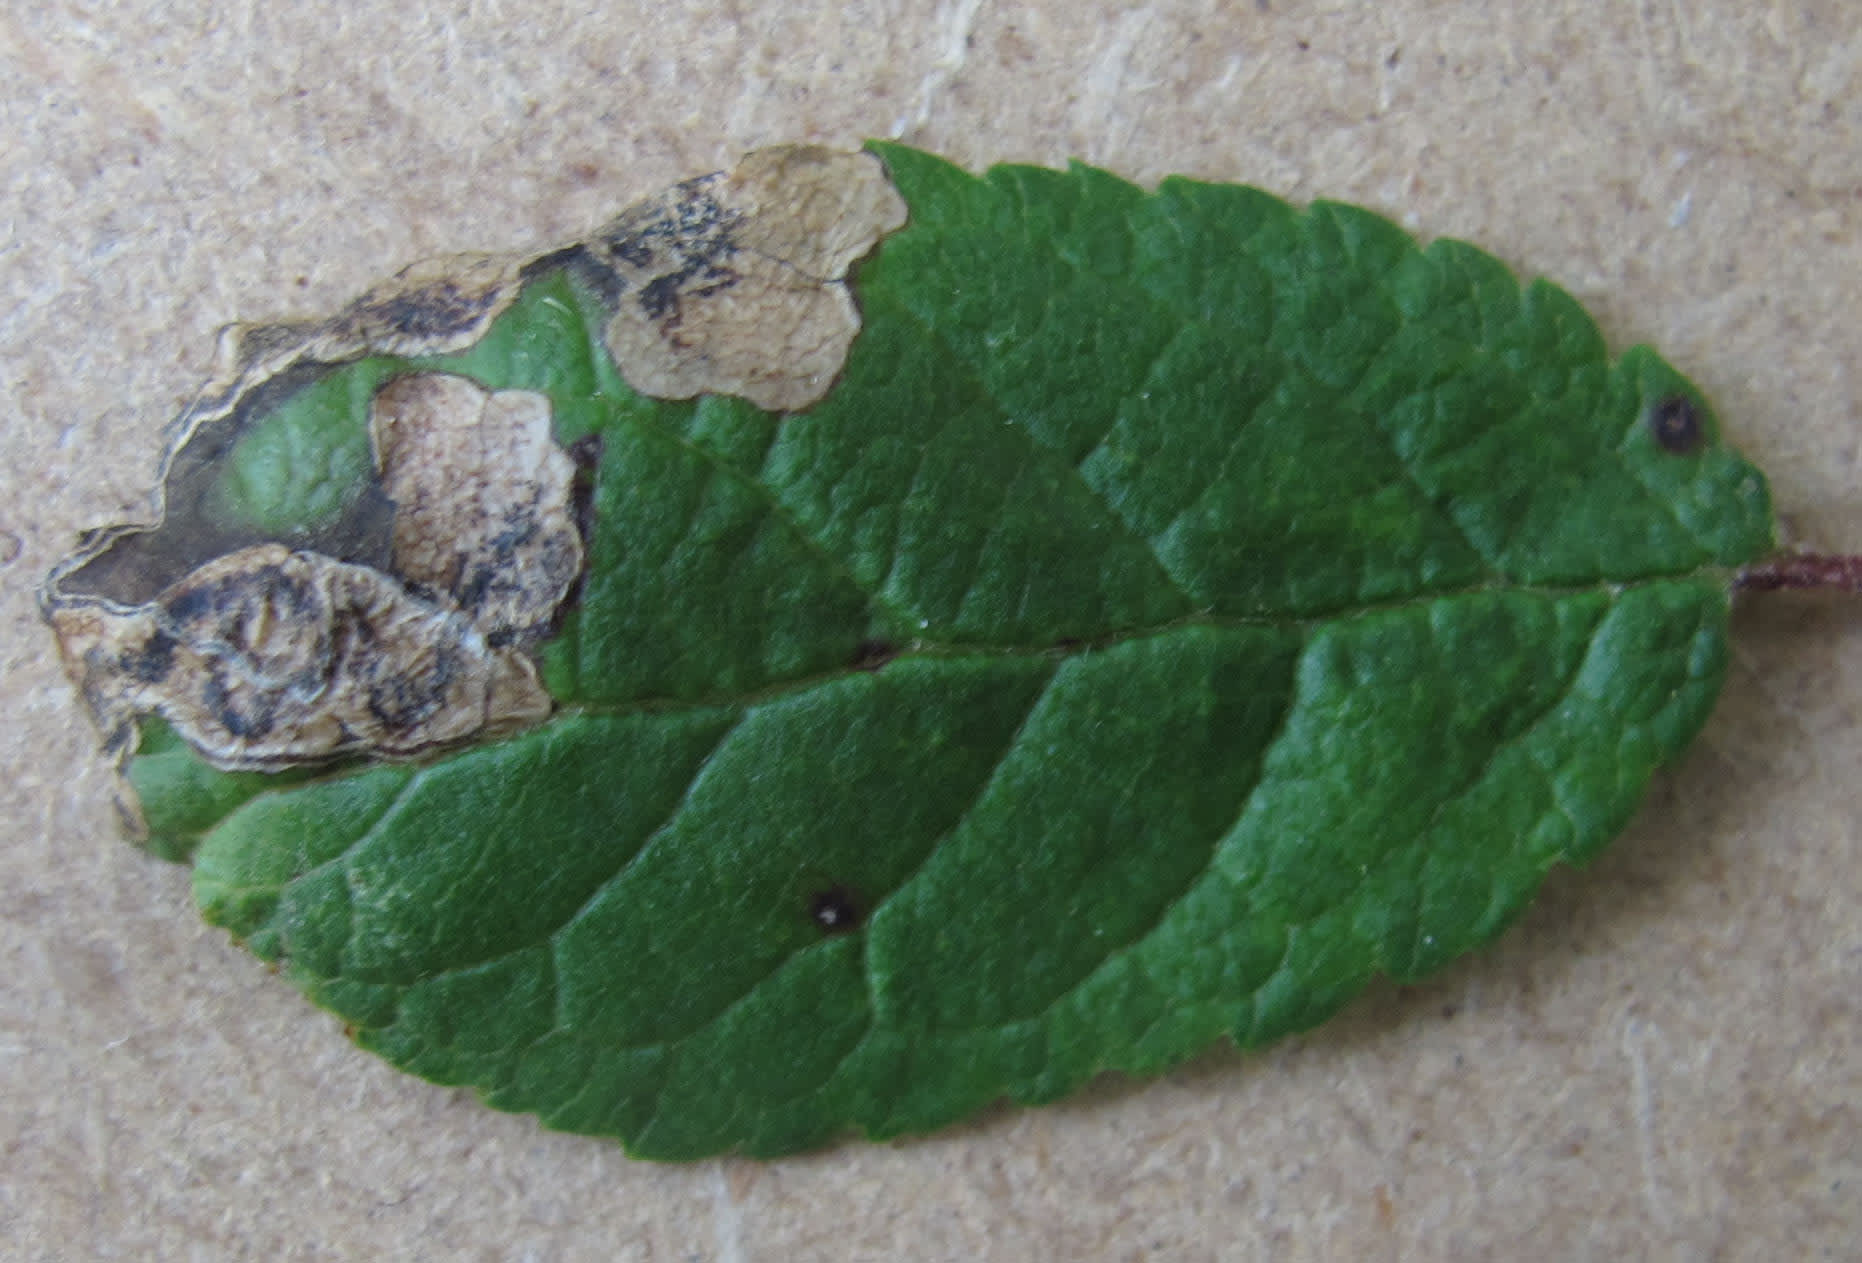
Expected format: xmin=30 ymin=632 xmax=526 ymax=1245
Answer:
xmin=3 ymin=2 xmax=1858 ymax=1257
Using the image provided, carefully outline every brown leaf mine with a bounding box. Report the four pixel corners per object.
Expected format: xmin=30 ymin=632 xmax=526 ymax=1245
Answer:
xmin=592 ymin=145 xmax=909 ymax=411
xmin=42 ymin=263 xmax=586 ymax=781
xmin=50 ymin=545 xmax=551 ymax=771
xmin=43 ymin=144 xmax=905 ymax=798
xmin=371 ymin=374 xmax=583 ymax=648
xmin=204 ymin=254 xmax=530 ymax=439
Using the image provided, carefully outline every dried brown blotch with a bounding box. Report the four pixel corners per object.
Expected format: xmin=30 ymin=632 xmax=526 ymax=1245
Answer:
xmin=594 ymin=145 xmax=908 ymax=412
xmin=182 ymin=253 xmax=530 ymax=449
xmin=371 ymin=373 xmax=584 ymax=648
xmin=228 ymin=253 xmax=527 ymax=371
xmin=333 ymin=255 xmax=529 ymax=355
xmin=43 ymin=145 xmax=905 ymax=791
xmin=50 ymin=545 xmax=551 ymax=772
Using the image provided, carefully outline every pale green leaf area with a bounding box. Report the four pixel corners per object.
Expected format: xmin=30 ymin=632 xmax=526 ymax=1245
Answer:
xmin=133 ymin=143 xmax=1774 ymax=1158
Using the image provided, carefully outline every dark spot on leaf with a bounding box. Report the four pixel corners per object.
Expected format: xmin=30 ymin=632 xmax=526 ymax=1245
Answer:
xmin=567 ymin=431 xmax=605 ymax=474
xmin=455 ymin=564 xmax=500 ymax=620
xmin=454 ymin=506 xmax=545 ymax=630
xmin=365 ymin=645 xmax=459 ymax=733
xmin=852 ymin=640 xmax=898 ymax=671
xmin=808 ymin=885 xmax=865 ymax=935
xmin=160 ymin=581 xmax=215 ymax=628
xmin=351 ymin=281 xmax=499 ymax=343
xmin=202 ymin=667 xmax=279 ymax=740
xmin=568 ymin=435 xmax=604 ymax=545
xmin=637 ymin=274 xmax=687 ymax=323
xmin=594 ymin=176 xmax=746 ymax=332
xmin=117 ymin=629 xmax=177 ymax=684
xmin=100 ymin=717 xmax=135 ymax=757
xmin=163 ymin=563 xmax=318 ymax=645
xmin=549 ymin=433 xmax=604 ymax=624
xmin=1648 ymin=394 xmax=1703 ymax=454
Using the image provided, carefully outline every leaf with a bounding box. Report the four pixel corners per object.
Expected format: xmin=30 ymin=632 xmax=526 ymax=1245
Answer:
xmin=44 ymin=143 xmax=1777 ymax=1159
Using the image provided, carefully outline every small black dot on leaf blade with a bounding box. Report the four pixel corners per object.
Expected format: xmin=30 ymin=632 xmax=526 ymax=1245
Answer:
xmin=1649 ymin=394 xmax=1703 ymax=453
xmin=808 ymin=885 xmax=864 ymax=934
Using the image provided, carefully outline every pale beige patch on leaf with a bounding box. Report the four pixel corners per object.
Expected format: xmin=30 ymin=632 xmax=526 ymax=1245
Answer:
xmin=199 ymin=254 xmax=529 ymax=437
xmin=51 ymin=544 xmax=551 ymax=772
xmin=371 ymin=373 xmax=584 ymax=648
xmin=44 ymin=149 xmax=911 ymax=787
xmin=595 ymin=145 xmax=908 ymax=412
xmin=332 ymin=255 xmax=531 ymax=356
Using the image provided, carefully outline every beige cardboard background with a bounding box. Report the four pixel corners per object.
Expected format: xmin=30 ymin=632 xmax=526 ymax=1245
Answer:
xmin=3 ymin=2 xmax=1858 ymax=1257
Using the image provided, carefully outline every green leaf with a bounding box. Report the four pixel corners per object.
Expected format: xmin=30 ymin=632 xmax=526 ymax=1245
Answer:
xmin=66 ymin=143 xmax=1775 ymax=1159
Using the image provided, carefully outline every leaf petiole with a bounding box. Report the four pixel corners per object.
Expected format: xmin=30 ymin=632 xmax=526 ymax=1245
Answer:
xmin=1737 ymin=553 xmax=1862 ymax=592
